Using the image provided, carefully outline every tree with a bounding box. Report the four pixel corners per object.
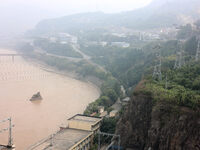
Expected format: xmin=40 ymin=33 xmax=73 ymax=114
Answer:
xmin=104 ymin=89 xmax=118 ymax=103
xmin=192 ymin=76 xmax=200 ymax=90
xmin=98 ymin=96 xmax=112 ymax=107
xmin=177 ymin=24 xmax=193 ymax=39
xmin=194 ymin=19 xmax=200 ymax=29
xmin=184 ymin=36 xmax=198 ymax=55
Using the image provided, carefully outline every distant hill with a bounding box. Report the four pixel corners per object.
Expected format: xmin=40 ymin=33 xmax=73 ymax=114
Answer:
xmin=31 ymin=0 xmax=200 ymax=35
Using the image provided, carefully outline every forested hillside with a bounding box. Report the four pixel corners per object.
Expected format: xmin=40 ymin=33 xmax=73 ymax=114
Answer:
xmin=20 ymin=1 xmax=200 ymax=147
xmin=114 ymin=28 xmax=200 ymax=149
xmin=29 ymin=0 xmax=200 ymax=35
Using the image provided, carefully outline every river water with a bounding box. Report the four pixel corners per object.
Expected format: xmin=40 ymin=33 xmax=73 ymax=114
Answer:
xmin=0 ymin=49 xmax=100 ymax=149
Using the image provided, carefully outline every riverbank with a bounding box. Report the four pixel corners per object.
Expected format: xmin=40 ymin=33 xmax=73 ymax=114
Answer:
xmin=23 ymin=53 xmax=103 ymax=89
xmin=21 ymin=52 xmax=122 ymax=116
xmin=0 ymin=48 xmax=101 ymax=149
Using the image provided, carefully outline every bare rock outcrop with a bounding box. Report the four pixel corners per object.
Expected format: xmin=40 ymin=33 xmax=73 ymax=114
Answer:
xmin=115 ymin=84 xmax=200 ymax=150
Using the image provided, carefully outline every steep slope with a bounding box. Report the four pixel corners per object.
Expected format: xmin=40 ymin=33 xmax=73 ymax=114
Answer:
xmin=114 ymin=33 xmax=200 ymax=149
xmin=116 ymin=81 xmax=200 ymax=149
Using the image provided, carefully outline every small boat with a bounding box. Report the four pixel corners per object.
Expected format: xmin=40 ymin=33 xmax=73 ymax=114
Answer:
xmin=30 ymin=92 xmax=42 ymax=101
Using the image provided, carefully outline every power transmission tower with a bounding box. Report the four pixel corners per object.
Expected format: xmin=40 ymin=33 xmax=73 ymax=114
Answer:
xmin=165 ymin=76 xmax=168 ymax=89
xmin=174 ymin=42 xmax=185 ymax=69
xmin=195 ymin=37 xmax=200 ymax=61
xmin=152 ymin=45 xmax=162 ymax=80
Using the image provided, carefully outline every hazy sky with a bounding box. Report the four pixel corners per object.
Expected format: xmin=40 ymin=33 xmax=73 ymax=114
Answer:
xmin=0 ymin=0 xmax=152 ymax=34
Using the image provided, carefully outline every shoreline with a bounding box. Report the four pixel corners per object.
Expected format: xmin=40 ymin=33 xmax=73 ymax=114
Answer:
xmin=0 ymin=47 xmax=102 ymax=99
xmin=0 ymin=48 xmax=102 ymax=149
xmin=23 ymin=56 xmax=102 ymax=94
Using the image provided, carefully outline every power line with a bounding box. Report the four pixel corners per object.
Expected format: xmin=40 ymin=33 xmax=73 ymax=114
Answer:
xmin=98 ymin=131 xmax=120 ymax=150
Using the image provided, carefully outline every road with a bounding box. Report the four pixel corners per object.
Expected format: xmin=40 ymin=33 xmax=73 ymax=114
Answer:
xmin=34 ymin=43 xmax=107 ymax=73
xmin=72 ymin=44 xmax=107 ymax=73
xmin=34 ymin=48 xmax=82 ymax=62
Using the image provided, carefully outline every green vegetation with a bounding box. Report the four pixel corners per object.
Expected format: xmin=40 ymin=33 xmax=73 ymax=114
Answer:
xmin=177 ymin=24 xmax=193 ymax=39
xmin=84 ymin=76 xmax=120 ymax=115
xmin=34 ymin=38 xmax=82 ymax=58
xmin=90 ymin=117 xmax=118 ymax=149
xmin=75 ymin=61 xmax=108 ymax=80
xmin=143 ymin=62 xmax=200 ymax=110
xmin=27 ymin=30 xmax=200 ymax=115
xmin=80 ymin=40 xmax=180 ymax=90
xmin=16 ymin=42 xmax=34 ymax=53
xmin=83 ymin=32 xmax=200 ymax=114
xmin=26 ymin=52 xmax=121 ymax=116
xmin=100 ymin=117 xmax=117 ymax=134
xmin=128 ymin=36 xmax=200 ymax=111
xmin=100 ymin=117 xmax=118 ymax=144
xmin=29 ymin=53 xmax=78 ymax=71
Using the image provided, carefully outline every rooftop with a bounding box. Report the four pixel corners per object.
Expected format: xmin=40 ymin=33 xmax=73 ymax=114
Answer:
xmin=34 ymin=128 xmax=92 ymax=150
xmin=68 ymin=114 xmax=101 ymax=123
xmin=28 ymin=114 xmax=102 ymax=150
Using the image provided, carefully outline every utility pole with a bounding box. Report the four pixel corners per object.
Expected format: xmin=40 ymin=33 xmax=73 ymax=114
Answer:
xmin=8 ymin=118 xmax=13 ymax=148
xmin=98 ymin=133 xmax=100 ymax=150
xmin=0 ymin=117 xmax=14 ymax=148
xmin=97 ymin=131 xmax=120 ymax=150
xmin=174 ymin=41 xmax=185 ymax=69
xmin=50 ymin=134 xmax=54 ymax=146
xmin=152 ymin=44 xmax=162 ymax=80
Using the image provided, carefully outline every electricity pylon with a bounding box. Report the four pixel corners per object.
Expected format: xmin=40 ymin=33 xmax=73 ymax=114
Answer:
xmin=195 ymin=37 xmax=200 ymax=61
xmin=174 ymin=41 xmax=185 ymax=69
xmin=152 ymin=44 xmax=162 ymax=80
xmin=165 ymin=76 xmax=168 ymax=89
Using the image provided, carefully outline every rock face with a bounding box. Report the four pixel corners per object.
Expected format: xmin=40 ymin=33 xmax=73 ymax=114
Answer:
xmin=30 ymin=92 xmax=42 ymax=101
xmin=115 ymin=84 xmax=200 ymax=150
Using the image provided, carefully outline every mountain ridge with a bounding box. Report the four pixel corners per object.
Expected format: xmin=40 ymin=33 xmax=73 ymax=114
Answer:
xmin=30 ymin=0 xmax=200 ymax=35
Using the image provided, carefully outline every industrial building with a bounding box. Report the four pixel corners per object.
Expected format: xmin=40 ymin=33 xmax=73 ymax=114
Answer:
xmin=28 ymin=114 xmax=102 ymax=150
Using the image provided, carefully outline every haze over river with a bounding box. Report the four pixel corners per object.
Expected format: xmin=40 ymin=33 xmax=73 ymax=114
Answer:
xmin=0 ymin=49 xmax=100 ymax=149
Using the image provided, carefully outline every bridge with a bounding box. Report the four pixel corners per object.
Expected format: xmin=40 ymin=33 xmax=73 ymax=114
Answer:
xmin=0 ymin=53 xmax=24 ymax=62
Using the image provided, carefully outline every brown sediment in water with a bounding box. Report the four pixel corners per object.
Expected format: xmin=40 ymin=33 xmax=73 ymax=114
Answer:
xmin=0 ymin=49 xmax=100 ymax=149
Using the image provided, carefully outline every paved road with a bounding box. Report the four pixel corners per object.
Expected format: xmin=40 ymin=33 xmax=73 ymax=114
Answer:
xmin=72 ymin=44 xmax=107 ymax=73
xmin=72 ymin=44 xmax=91 ymax=60
xmin=34 ymin=49 xmax=82 ymax=62
xmin=34 ymin=43 xmax=107 ymax=73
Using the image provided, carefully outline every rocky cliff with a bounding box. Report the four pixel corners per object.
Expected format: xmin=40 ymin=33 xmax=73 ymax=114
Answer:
xmin=116 ymin=81 xmax=200 ymax=150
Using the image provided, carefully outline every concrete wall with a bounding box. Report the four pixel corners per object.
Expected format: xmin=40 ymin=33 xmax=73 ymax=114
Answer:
xmin=68 ymin=120 xmax=92 ymax=131
xmin=69 ymin=133 xmax=93 ymax=150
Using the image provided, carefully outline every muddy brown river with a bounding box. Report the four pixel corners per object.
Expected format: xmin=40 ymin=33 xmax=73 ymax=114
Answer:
xmin=0 ymin=49 xmax=100 ymax=149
